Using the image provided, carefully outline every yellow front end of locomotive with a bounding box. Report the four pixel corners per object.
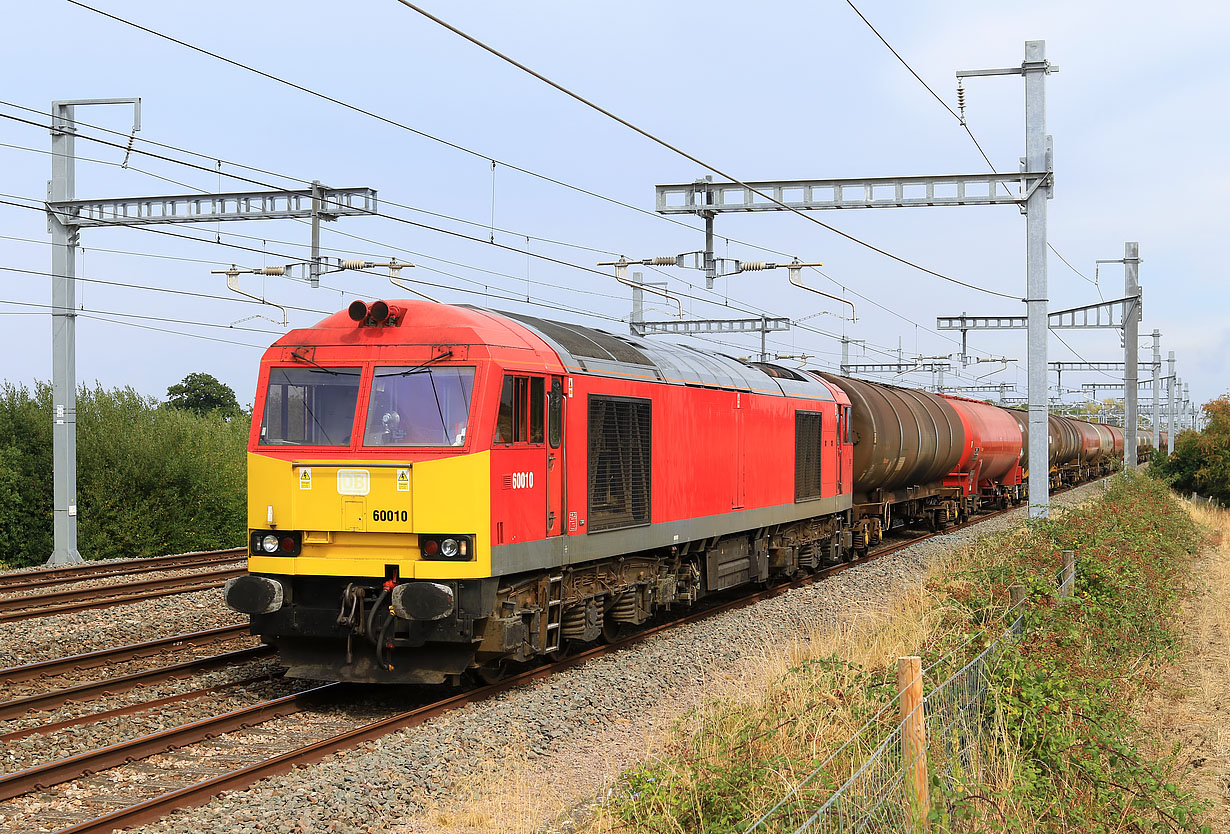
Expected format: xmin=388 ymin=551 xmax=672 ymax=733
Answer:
xmin=246 ymin=451 xmax=492 ymax=579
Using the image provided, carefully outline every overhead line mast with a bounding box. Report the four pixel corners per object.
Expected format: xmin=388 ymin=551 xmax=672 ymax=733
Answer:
xmin=44 ymin=99 xmax=377 ymax=565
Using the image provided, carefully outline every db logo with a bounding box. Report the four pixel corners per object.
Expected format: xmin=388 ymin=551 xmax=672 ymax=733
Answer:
xmin=336 ymin=469 xmax=371 ymax=495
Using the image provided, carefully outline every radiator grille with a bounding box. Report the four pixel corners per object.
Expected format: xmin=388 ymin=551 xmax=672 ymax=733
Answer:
xmin=795 ymin=411 xmax=824 ymax=501
xmin=588 ymin=396 xmax=652 ymax=531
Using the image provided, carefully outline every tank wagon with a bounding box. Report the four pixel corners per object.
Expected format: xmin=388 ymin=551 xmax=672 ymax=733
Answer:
xmin=225 ymin=301 xmax=1130 ymax=685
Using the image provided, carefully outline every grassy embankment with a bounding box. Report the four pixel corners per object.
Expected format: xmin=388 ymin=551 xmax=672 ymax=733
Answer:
xmin=590 ymin=475 xmax=1217 ymax=833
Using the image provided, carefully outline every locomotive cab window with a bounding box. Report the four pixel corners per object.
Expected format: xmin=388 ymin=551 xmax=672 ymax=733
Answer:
xmin=364 ymin=366 xmax=475 ymax=447
xmin=548 ymin=378 xmax=563 ymax=448
xmin=795 ymin=410 xmax=824 ymax=501
xmin=259 ymin=366 xmax=361 ymax=447
xmin=495 ymin=374 xmax=545 ymax=444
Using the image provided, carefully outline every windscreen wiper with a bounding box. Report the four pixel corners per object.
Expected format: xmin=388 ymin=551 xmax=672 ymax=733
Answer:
xmin=373 ymin=349 xmax=455 ymax=378
xmin=290 ymin=350 xmax=360 ymax=375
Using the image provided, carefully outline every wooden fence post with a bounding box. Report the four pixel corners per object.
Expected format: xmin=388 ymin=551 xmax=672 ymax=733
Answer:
xmin=1061 ymin=550 xmax=1075 ymax=597
xmin=897 ymin=655 xmax=929 ymax=829
xmin=1009 ymin=584 xmax=1027 ymax=626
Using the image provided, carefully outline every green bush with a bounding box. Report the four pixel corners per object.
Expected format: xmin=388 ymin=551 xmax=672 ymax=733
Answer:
xmin=0 ymin=381 xmax=249 ymax=567
xmin=1150 ymin=396 xmax=1230 ymax=504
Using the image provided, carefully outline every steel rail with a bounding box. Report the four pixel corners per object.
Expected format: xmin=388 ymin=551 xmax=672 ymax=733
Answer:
xmin=0 ymin=673 xmax=279 ymax=743
xmin=42 ymin=488 xmax=1083 ymax=833
xmin=0 ymin=683 xmax=343 ymax=802
xmin=0 ymin=548 xmax=245 ymax=589
xmin=0 ymin=567 xmax=247 ymax=623
xmin=0 ymin=552 xmax=246 ymax=593
xmin=0 ymin=624 xmax=250 ymax=684
xmin=0 ymin=645 xmax=274 ymax=721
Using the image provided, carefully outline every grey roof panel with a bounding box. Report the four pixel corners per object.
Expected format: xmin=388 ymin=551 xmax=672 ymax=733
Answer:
xmin=480 ymin=306 xmax=833 ymax=400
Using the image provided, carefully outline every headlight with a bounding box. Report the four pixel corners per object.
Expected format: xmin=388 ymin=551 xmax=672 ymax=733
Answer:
xmin=250 ymin=530 xmax=302 ymax=556
xmin=420 ymin=534 xmax=472 ymax=560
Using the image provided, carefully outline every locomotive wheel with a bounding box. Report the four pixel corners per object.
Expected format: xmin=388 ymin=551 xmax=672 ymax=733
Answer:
xmin=546 ymin=640 xmax=575 ymax=661
xmin=601 ymin=615 xmax=624 ymax=644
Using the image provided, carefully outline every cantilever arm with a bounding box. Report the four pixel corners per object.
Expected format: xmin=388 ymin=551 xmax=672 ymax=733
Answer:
xmin=787 ymin=265 xmax=857 ymax=323
xmin=212 ymin=265 xmax=288 ymax=326
xmin=598 ymin=259 xmax=683 ymax=318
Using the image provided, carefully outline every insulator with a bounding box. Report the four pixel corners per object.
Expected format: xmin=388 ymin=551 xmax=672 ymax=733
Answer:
xmin=260 ymin=266 xmax=286 ymax=276
xmin=647 ymin=257 xmax=675 ymax=266
xmin=339 ymin=259 xmax=368 ymax=270
xmin=739 ymin=261 xmax=768 ymax=271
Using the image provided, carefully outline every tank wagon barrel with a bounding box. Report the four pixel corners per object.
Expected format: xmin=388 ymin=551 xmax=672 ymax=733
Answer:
xmin=813 ymin=374 xmax=962 ymax=496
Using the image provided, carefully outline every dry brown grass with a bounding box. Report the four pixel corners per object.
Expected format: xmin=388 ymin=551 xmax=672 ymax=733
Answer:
xmin=1136 ymin=500 xmax=1230 ymax=828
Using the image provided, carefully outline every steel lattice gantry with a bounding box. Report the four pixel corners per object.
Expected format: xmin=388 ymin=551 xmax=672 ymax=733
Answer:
xmin=655 ymin=41 xmax=1058 ymax=517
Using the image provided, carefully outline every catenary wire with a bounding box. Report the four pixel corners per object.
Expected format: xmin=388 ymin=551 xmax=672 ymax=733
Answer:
xmin=62 ymin=1 xmax=1021 ymax=301
xmin=0 ymin=117 xmax=997 ymax=378
xmin=844 ymin=0 xmax=999 ymax=173
xmin=0 ymin=296 xmax=285 ymax=335
xmin=0 ymin=188 xmax=927 ymax=368
xmin=389 ymin=0 xmax=1020 ymax=301
xmin=0 ymin=298 xmax=268 ymax=349
xmin=0 ymin=193 xmax=649 ymax=327
xmin=58 ymin=2 xmax=720 ymax=238
xmin=0 ymin=98 xmax=1001 ymax=365
xmin=844 ymin=1 xmax=1104 ymax=313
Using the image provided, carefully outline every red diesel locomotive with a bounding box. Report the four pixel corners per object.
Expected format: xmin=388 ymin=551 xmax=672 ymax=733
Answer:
xmin=224 ymin=300 xmax=1124 ymax=684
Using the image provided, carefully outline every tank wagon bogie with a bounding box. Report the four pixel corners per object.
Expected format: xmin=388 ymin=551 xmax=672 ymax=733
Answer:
xmin=225 ymin=300 xmax=1136 ymax=685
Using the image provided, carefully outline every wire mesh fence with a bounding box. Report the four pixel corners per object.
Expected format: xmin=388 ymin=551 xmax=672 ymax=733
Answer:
xmin=745 ymin=567 xmax=1064 ymax=834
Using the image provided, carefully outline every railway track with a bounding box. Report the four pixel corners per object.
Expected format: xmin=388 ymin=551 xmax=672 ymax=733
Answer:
xmin=0 ymin=497 xmax=1045 ymax=834
xmin=0 ymin=645 xmax=273 ymax=721
xmin=0 ymin=547 xmax=245 ymax=592
xmin=0 ymin=624 xmax=250 ymax=685
xmin=0 ymin=565 xmax=247 ymax=623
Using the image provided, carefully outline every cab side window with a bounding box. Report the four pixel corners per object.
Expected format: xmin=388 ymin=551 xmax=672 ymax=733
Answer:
xmin=495 ymin=374 xmax=546 ymax=444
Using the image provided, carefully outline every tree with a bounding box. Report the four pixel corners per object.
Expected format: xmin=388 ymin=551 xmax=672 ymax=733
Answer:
xmin=1150 ymin=395 xmax=1230 ymax=504
xmin=165 ymin=372 xmax=241 ymax=418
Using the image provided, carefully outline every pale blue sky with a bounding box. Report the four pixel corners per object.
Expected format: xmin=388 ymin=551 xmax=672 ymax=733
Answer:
xmin=1 ymin=1 xmax=1226 ymax=411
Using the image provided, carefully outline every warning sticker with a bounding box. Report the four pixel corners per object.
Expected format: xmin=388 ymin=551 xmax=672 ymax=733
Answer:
xmin=396 ymin=468 xmax=410 ymax=492
xmin=299 ymin=468 xmax=312 ymax=490
xmin=568 ymin=511 xmax=578 ymax=533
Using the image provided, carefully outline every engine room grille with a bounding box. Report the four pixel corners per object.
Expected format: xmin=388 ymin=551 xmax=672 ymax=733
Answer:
xmin=795 ymin=411 xmax=824 ymax=501
xmin=588 ymin=396 xmax=652 ymax=531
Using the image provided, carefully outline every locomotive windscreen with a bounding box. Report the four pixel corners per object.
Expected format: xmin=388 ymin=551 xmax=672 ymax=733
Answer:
xmin=259 ymin=366 xmax=361 ymax=447
xmin=364 ymin=366 xmax=475 ymax=447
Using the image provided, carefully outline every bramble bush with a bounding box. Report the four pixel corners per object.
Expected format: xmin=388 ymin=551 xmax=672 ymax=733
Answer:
xmin=0 ymin=380 xmax=249 ymax=567
xmin=598 ymin=475 xmax=1211 ymax=834
xmin=933 ymin=474 xmax=1209 ymax=833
